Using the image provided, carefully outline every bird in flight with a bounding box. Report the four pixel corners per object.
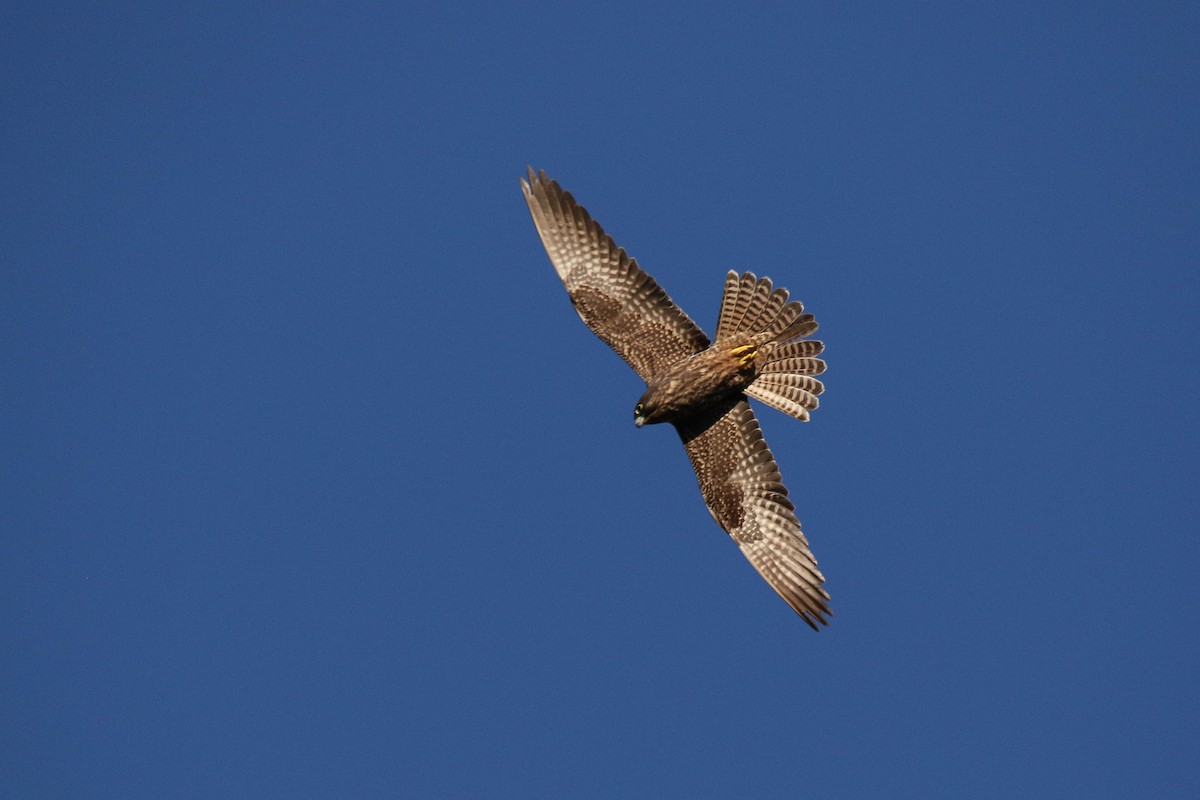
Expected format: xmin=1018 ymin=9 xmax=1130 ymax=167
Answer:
xmin=521 ymin=169 xmax=831 ymax=629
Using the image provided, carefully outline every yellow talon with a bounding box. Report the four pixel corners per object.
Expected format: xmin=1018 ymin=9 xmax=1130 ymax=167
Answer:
xmin=730 ymin=344 xmax=758 ymax=367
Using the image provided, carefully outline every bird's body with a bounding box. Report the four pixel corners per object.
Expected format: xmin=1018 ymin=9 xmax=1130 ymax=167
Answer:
xmin=635 ymin=334 xmax=760 ymax=427
xmin=521 ymin=168 xmax=832 ymax=629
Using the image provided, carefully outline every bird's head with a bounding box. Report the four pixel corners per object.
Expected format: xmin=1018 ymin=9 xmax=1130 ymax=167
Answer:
xmin=633 ymin=392 xmax=662 ymax=428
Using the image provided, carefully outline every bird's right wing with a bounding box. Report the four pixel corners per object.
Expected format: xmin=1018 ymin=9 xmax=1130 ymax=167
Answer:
xmin=522 ymin=168 xmax=710 ymax=381
xmin=674 ymin=398 xmax=831 ymax=629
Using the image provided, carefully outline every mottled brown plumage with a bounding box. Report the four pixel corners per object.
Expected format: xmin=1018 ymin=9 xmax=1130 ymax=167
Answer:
xmin=521 ymin=168 xmax=831 ymax=629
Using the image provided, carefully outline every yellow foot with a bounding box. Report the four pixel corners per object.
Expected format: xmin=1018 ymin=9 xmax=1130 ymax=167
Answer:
xmin=729 ymin=344 xmax=758 ymax=367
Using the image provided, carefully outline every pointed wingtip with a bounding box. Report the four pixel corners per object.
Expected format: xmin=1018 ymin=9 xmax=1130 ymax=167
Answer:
xmin=522 ymin=168 xmax=562 ymax=199
xmin=521 ymin=165 xmax=536 ymax=192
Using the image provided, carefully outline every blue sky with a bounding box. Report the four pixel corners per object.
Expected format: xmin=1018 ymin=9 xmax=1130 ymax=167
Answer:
xmin=3 ymin=2 xmax=1197 ymax=797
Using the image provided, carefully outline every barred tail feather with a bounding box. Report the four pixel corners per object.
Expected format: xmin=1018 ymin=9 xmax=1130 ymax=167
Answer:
xmin=745 ymin=373 xmax=824 ymax=422
xmin=718 ymin=273 xmax=754 ymax=338
xmin=763 ymin=356 xmax=826 ymax=376
xmin=716 ymin=271 xmax=800 ymax=341
xmin=771 ymin=340 xmax=824 ymax=360
xmin=768 ymin=312 xmax=818 ymax=343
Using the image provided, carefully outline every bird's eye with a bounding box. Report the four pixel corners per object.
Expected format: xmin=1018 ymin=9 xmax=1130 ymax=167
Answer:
xmin=635 ymin=403 xmax=643 ymax=414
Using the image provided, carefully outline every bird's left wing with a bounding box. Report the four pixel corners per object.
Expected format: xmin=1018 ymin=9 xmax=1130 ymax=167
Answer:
xmin=675 ymin=398 xmax=831 ymax=629
xmin=522 ymin=168 xmax=710 ymax=381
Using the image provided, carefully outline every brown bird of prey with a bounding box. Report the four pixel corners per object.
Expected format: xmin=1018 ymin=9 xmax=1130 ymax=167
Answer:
xmin=521 ymin=169 xmax=831 ymax=629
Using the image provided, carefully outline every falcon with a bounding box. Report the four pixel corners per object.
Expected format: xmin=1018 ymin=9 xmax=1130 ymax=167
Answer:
xmin=521 ymin=168 xmax=832 ymax=629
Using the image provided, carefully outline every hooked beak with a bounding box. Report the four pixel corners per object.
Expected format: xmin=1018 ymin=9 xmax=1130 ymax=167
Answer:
xmin=634 ymin=414 xmax=645 ymax=428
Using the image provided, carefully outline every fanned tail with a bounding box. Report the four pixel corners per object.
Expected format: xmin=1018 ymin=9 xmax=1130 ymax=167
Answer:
xmin=715 ymin=271 xmax=827 ymax=422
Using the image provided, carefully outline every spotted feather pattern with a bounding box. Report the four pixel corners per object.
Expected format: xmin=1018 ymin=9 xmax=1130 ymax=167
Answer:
xmin=522 ymin=169 xmax=709 ymax=380
xmin=675 ymin=398 xmax=831 ymax=629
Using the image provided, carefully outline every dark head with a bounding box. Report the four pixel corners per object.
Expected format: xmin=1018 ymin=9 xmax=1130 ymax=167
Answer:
xmin=633 ymin=391 xmax=662 ymax=428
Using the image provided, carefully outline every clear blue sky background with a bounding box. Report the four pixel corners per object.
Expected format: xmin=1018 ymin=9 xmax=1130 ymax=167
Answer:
xmin=4 ymin=2 xmax=1197 ymax=797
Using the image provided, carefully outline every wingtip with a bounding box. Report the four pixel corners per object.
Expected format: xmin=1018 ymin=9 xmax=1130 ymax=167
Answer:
xmin=796 ymin=597 xmax=833 ymax=630
xmin=522 ymin=167 xmax=563 ymax=201
xmin=523 ymin=165 xmax=553 ymax=183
